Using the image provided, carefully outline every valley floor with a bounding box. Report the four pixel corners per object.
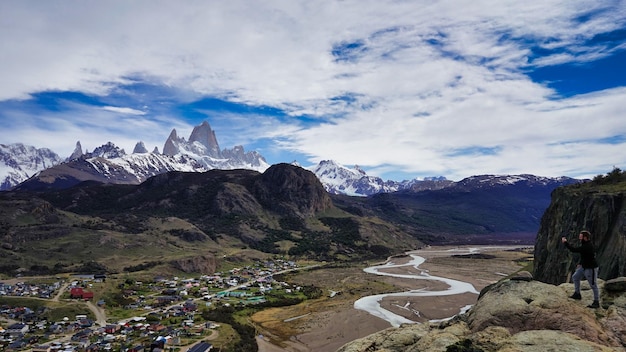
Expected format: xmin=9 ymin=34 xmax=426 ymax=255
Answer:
xmin=253 ymin=245 xmax=533 ymax=352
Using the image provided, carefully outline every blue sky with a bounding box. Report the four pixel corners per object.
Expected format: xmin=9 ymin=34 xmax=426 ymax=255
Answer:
xmin=1 ymin=1 xmax=625 ymax=181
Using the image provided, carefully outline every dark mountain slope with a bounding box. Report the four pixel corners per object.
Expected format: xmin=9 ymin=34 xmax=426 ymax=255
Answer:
xmin=332 ymin=175 xmax=580 ymax=244
xmin=0 ymin=164 xmax=421 ymax=275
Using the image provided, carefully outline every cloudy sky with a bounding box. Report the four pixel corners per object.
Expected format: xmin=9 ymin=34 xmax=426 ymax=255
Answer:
xmin=1 ymin=1 xmax=625 ymax=181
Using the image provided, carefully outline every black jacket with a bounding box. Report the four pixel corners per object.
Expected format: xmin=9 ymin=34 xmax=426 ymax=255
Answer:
xmin=565 ymin=239 xmax=598 ymax=269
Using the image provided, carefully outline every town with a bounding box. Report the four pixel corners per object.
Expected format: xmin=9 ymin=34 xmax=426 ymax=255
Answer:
xmin=0 ymin=258 xmax=319 ymax=352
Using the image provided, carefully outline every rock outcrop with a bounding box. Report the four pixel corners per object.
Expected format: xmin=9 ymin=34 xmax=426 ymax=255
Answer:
xmin=533 ymin=181 xmax=626 ymax=285
xmin=337 ymin=276 xmax=626 ymax=351
xmin=254 ymin=163 xmax=333 ymax=217
xmin=171 ymin=255 xmax=218 ymax=274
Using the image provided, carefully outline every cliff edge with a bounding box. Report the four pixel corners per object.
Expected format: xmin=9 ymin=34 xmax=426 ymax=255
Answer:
xmin=534 ymin=172 xmax=626 ymax=285
xmin=338 ymin=170 xmax=626 ymax=352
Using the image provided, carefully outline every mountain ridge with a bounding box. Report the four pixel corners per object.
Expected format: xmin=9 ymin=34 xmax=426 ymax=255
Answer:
xmin=0 ymin=143 xmax=63 ymax=190
xmin=0 ymin=163 xmax=423 ymax=275
xmin=1 ymin=120 xmax=582 ymax=196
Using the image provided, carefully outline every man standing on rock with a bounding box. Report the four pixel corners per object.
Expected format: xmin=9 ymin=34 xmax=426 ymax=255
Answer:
xmin=562 ymin=230 xmax=600 ymax=308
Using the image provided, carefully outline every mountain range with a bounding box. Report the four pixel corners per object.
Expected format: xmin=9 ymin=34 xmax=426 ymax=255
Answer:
xmin=0 ymin=119 xmax=586 ymax=276
xmin=1 ymin=120 xmax=577 ymax=197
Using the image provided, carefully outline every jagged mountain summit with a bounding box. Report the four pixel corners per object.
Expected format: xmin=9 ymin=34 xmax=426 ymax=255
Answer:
xmin=162 ymin=121 xmax=267 ymax=170
xmin=311 ymin=160 xmax=398 ymax=195
xmin=1 ymin=120 xmax=581 ymax=196
xmin=6 ymin=121 xmax=269 ymax=191
xmin=310 ymin=159 xmax=453 ymax=196
xmin=0 ymin=143 xmax=63 ymax=190
xmin=133 ymin=141 xmax=149 ymax=154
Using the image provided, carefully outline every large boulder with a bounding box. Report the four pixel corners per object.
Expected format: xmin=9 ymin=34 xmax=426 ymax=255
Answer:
xmin=606 ymin=277 xmax=626 ymax=292
xmin=468 ymin=280 xmax=616 ymax=346
xmin=336 ymin=279 xmax=626 ymax=352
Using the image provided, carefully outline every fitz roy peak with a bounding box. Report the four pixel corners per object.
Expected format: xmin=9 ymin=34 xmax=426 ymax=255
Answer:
xmin=6 ymin=121 xmax=269 ymax=191
xmin=162 ymin=121 xmax=267 ymax=170
xmin=163 ymin=121 xmax=222 ymax=158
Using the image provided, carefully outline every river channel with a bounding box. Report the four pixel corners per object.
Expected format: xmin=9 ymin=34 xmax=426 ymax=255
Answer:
xmin=354 ymin=246 xmax=524 ymax=327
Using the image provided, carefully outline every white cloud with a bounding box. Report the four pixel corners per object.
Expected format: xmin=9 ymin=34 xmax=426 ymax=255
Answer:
xmin=0 ymin=0 xmax=625 ymax=180
xmin=101 ymin=106 xmax=146 ymax=115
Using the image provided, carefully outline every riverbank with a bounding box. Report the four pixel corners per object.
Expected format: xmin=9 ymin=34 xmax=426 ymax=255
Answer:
xmin=254 ymin=245 xmax=532 ymax=352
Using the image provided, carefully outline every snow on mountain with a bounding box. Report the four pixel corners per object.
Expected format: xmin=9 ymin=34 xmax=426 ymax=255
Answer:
xmin=0 ymin=143 xmax=63 ymax=190
xmin=90 ymin=142 xmax=127 ymax=159
xmin=310 ymin=160 xmax=401 ymax=196
xmin=5 ymin=121 xmax=270 ymax=191
xmin=162 ymin=121 xmax=268 ymax=173
xmin=1 ymin=121 xmax=579 ymax=194
xmin=308 ymin=160 xmax=456 ymax=196
xmin=453 ymin=174 xmax=579 ymax=191
xmin=307 ymin=160 xmax=580 ymax=196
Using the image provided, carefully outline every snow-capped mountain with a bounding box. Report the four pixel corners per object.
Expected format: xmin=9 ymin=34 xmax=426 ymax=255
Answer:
xmin=309 ymin=160 xmax=453 ymax=196
xmin=0 ymin=143 xmax=63 ymax=190
xmin=450 ymin=174 xmax=580 ymax=191
xmin=1 ymin=121 xmax=581 ymax=194
xmin=4 ymin=121 xmax=270 ymax=191
xmin=311 ymin=160 xmax=401 ymax=195
xmin=162 ymin=121 xmax=268 ymax=171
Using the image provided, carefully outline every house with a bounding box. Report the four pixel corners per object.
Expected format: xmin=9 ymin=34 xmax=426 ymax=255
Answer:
xmin=188 ymin=341 xmax=213 ymax=352
xmin=7 ymin=340 xmax=27 ymax=350
xmin=6 ymin=323 xmax=29 ymax=335
xmin=48 ymin=324 xmax=63 ymax=334
xmin=69 ymin=287 xmax=94 ymax=300
xmin=31 ymin=345 xmax=52 ymax=352
xmin=128 ymin=345 xmax=144 ymax=352
xmin=78 ymin=319 xmax=93 ymax=328
xmin=70 ymin=287 xmax=84 ymax=298
xmin=104 ymin=324 xmax=120 ymax=334
xmin=182 ymin=301 xmax=197 ymax=312
xmin=148 ymin=324 xmax=167 ymax=333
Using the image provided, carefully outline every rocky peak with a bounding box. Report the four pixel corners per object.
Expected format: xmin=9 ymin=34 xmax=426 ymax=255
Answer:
xmin=68 ymin=141 xmax=83 ymax=160
xmin=353 ymin=164 xmax=367 ymax=176
xmin=0 ymin=143 xmax=63 ymax=190
xmin=254 ymin=163 xmax=333 ymax=217
xmin=222 ymin=145 xmax=268 ymax=167
xmin=89 ymin=142 xmax=126 ymax=159
xmin=162 ymin=129 xmax=182 ymax=156
xmin=188 ymin=121 xmax=221 ymax=158
xmin=312 ymin=159 xmax=400 ymax=196
xmin=133 ymin=141 xmax=149 ymax=154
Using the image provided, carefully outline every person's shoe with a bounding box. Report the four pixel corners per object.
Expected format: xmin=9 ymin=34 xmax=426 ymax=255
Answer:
xmin=569 ymin=292 xmax=582 ymax=300
xmin=587 ymin=301 xmax=600 ymax=308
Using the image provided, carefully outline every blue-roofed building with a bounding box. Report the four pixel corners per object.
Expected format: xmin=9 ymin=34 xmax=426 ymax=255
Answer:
xmin=188 ymin=341 xmax=213 ymax=352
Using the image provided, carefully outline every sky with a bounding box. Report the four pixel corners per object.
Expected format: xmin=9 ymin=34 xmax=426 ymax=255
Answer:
xmin=1 ymin=1 xmax=625 ymax=181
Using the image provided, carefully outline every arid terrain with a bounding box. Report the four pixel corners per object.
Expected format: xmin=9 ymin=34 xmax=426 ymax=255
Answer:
xmin=252 ymin=245 xmax=533 ymax=352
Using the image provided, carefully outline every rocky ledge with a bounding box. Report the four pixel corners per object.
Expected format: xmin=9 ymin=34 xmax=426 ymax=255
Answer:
xmin=337 ymin=274 xmax=626 ymax=352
